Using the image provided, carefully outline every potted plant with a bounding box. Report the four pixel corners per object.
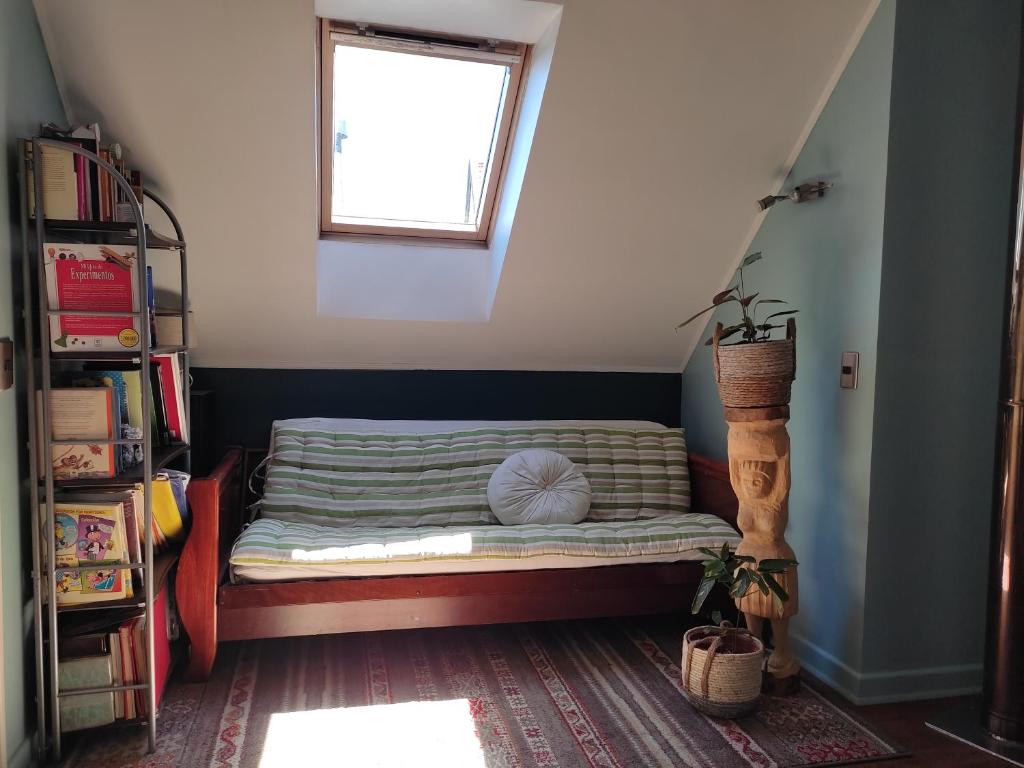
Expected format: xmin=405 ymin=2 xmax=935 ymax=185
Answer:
xmin=677 ymin=252 xmax=798 ymax=408
xmin=681 ymin=543 xmax=798 ymax=717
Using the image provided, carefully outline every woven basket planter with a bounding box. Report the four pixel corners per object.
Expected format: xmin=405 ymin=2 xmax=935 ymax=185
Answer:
xmin=681 ymin=625 xmax=765 ymax=718
xmin=712 ymin=318 xmax=797 ymax=409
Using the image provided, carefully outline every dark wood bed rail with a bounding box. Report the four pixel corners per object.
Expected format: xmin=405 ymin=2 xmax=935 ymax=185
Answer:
xmin=178 ymin=447 xmax=243 ymax=680
xmin=176 ymin=449 xmax=737 ymax=681
xmin=688 ymin=452 xmax=737 ymax=529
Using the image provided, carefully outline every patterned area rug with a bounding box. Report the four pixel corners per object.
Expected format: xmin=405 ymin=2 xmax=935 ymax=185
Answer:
xmin=65 ymin=617 xmax=904 ymax=768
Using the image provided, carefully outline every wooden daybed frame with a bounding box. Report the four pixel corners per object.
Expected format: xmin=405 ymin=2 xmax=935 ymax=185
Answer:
xmin=175 ymin=448 xmax=738 ymax=681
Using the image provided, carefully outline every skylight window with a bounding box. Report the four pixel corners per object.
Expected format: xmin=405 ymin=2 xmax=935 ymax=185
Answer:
xmin=319 ymin=20 xmax=528 ymax=241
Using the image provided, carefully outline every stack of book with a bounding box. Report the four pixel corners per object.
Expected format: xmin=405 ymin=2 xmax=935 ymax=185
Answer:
xmin=27 ymin=123 xmax=143 ymax=223
xmin=41 ymin=358 xmax=187 ymax=480
xmin=57 ymin=588 xmax=173 ymax=731
xmin=50 ymin=488 xmax=187 ymax=606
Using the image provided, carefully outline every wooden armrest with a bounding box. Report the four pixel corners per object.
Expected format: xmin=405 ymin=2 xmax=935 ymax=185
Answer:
xmin=177 ymin=447 xmax=243 ymax=680
xmin=688 ymin=452 xmax=738 ymax=530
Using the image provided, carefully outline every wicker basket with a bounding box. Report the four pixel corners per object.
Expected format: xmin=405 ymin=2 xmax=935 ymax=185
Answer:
xmin=712 ymin=319 xmax=796 ymax=408
xmin=681 ymin=625 xmax=765 ymax=718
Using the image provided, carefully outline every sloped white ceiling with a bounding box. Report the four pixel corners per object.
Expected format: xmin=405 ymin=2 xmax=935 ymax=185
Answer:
xmin=34 ymin=0 xmax=876 ymax=371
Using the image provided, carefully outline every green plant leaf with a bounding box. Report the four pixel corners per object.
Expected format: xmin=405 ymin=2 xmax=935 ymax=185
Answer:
xmin=691 ymin=577 xmax=717 ymax=614
xmin=755 ymin=575 xmax=770 ymax=595
xmin=739 ymin=292 xmax=760 ymax=307
xmin=730 ymin=568 xmax=753 ymax=599
xmin=704 ymin=561 xmax=726 ymax=578
xmin=758 ymin=558 xmax=799 ymax=573
xmin=764 ymin=309 xmax=799 ymax=321
xmin=698 ymin=547 xmax=722 ymax=559
xmin=742 ymin=251 xmax=763 ymax=267
xmin=710 ymin=610 xmax=723 ymax=626
xmin=754 ymin=299 xmax=786 ymax=307
xmin=732 ymin=555 xmax=756 ymax=564
xmin=763 ymin=574 xmax=790 ymax=605
xmin=712 ymin=286 xmax=738 ymax=304
xmin=720 ymin=542 xmax=730 ymax=561
xmin=675 ymin=297 xmax=740 ymax=329
xmin=675 ymin=305 xmax=715 ymax=329
xmin=704 ymin=326 xmax=744 ymax=346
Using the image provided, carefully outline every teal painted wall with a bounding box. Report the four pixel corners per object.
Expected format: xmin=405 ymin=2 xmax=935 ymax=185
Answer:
xmin=861 ymin=0 xmax=1021 ymax=698
xmin=681 ymin=0 xmax=1023 ymax=702
xmin=0 ymin=0 xmax=65 ymax=763
xmin=681 ymin=0 xmax=896 ymax=696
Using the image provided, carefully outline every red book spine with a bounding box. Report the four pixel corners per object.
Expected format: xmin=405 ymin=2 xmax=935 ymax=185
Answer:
xmin=131 ymin=590 xmax=171 ymax=716
xmin=152 ymin=588 xmax=171 ymax=707
xmin=153 ymin=356 xmax=183 ymax=441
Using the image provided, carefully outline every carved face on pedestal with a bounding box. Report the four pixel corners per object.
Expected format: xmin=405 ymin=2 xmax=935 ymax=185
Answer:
xmin=738 ymin=461 xmax=775 ymax=500
xmin=726 ymin=419 xmax=790 ymax=510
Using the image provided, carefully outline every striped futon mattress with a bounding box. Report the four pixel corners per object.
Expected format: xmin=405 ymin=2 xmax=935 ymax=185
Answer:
xmin=230 ymin=419 xmax=739 ymax=582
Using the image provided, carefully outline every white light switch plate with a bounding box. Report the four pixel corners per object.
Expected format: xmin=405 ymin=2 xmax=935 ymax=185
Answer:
xmin=0 ymin=339 xmax=12 ymax=391
xmin=840 ymin=351 xmax=859 ymax=389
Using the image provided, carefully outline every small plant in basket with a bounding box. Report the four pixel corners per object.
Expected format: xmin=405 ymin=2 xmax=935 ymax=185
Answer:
xmin=691 ymin=543 xmax=798 ymax=616
xmin=676 ymin=252 xmax=800 ymax=409
xmin=680 ymin=544 xmax=798 ymax=718
xmin=675 ymin=252 xmax=798 ymax=345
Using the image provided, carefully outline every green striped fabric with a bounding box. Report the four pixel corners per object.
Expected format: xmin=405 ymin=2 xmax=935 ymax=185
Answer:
xmin=230 ymin=514 xmax=739 ymax=576
xmin=260 ymin=424 xmax=691 ymax=529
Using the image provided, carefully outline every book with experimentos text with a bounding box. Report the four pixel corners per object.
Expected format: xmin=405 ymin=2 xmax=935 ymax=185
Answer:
xmin=44 ymin=243 xmax=143 ymax=352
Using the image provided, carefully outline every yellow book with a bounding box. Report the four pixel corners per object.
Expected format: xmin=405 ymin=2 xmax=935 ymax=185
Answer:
xmin=151 ymin=477 xmax=184 ymax=544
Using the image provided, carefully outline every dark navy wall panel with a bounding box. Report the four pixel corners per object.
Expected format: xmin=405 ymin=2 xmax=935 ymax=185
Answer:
xmin=191 ymin=368 xmax=682 ymax=462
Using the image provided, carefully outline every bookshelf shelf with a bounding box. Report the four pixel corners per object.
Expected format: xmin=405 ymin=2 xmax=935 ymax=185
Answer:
xmin=43 ymin=552 xmax=179 ymax=611
xmin=53 ymin=444 xmax=189 ymax=488
xmin=20 ymin=136 xmax=191 ymax=761
xmin=33 ymin=218 xmax=185 ymax=250
xmin=49 ymin=345 xmax=188 ymax=362
xmin=55 ymin=598 xmax=147 ymax=614
xmin=57 ymin=682 xmax=150 ymax=698
xmin=54 ymin=562 xmax=147 ymax=576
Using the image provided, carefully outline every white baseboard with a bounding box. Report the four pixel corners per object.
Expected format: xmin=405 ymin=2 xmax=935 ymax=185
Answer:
xmin=792 ymin=632 xmax=983 ymax=705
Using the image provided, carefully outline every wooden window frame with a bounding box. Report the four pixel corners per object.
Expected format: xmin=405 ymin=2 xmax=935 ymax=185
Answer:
xmin=318 ymin=19 xmax=529 ymax=244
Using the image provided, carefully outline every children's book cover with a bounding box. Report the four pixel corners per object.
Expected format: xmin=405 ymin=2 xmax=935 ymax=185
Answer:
xmin=44 ymin=388 xmax=118 ymax=480
xmin=51 ymin=503 xmax=130 ymax=605
xmin=43 ymin=243 xmax=141 ymax=352
xmin=76 ymin=513 xmax=116 ymax=562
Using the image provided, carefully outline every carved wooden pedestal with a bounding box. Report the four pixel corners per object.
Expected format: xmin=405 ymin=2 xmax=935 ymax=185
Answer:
xmin=725 ymin=405 xmax=800 ymax=682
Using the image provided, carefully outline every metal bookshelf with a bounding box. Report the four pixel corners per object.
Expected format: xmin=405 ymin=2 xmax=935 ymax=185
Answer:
xmin=18 ymin=138 xmax=190 ymax=762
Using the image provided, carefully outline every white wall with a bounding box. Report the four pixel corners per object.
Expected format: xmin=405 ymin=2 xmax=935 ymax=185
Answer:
xmin=36 ymin=0 xmax=874 ymax=371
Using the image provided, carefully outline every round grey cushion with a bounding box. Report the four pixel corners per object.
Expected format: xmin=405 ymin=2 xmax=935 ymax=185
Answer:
xmin=487 ymin=449 xmax=592 ymax=525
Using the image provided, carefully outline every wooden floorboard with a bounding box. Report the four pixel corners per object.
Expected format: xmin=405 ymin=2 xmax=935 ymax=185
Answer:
xmin=841 ymin=696 xmax=1007 ymax=767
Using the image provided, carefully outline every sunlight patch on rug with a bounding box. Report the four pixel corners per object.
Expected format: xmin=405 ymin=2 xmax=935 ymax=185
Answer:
xmin=259 ymin=699 xmax=487 ymax=768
